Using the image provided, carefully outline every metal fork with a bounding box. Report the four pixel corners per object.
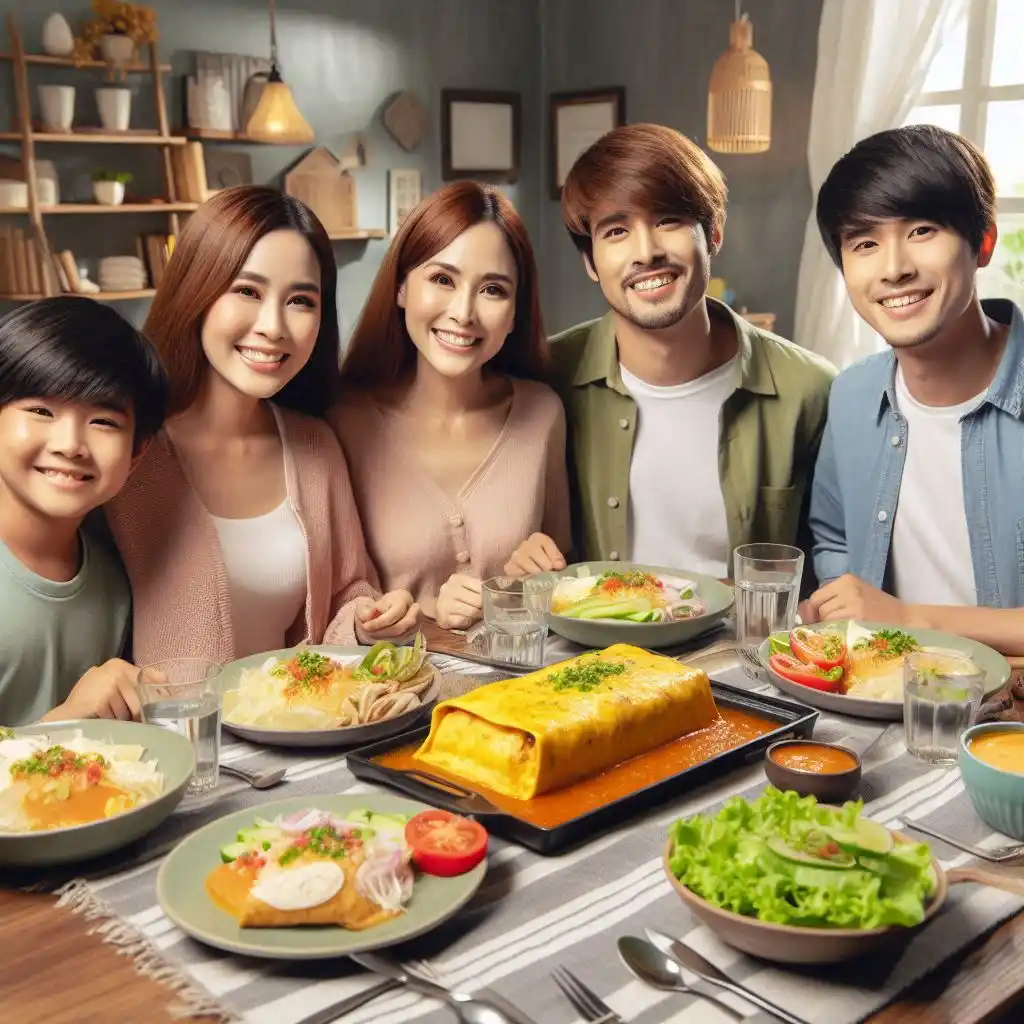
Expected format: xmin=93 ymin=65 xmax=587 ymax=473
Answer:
xmin=900 ymin=819 xmax=1024 ymax=862
xmin=552 ymin=966 xmax=624 ymax=1023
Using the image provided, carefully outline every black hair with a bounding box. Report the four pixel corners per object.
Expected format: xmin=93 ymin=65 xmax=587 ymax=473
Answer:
xmin=0 ymin=295 xmax=169 ymax=448
xmin=816 ymin=124 xmax=996 ymax=268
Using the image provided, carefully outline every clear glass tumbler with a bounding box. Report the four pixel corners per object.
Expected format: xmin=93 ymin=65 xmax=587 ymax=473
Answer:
xmin=137 ymin=658 xmax=223 ymax=794
xmin=903 ymin=651 xmax=985 ymax=765
xmin=733 ymin=543 xmax=805 ymax=664
xmin=481 ymin=574 xmax=556 ymax=668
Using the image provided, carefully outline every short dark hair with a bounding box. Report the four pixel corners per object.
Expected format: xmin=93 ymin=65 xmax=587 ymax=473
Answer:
xmin=0 ymin=295 xmax=169 ymax=447
xmin=816 ymin=125 xmax=996 ymax=268
xmin=562 ymin=123 xmax=728 ymax=263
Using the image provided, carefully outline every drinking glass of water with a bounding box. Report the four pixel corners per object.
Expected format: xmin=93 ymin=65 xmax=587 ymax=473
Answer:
xmin=903 ymin=651 xmax=985 ymax=766
xmin=733 ymin=543 xmax=805 ymax=668
xmin=482 ymin=575 xmax=555 ymax=668
xmin=137 ymin=658 xmax=223 ymax=794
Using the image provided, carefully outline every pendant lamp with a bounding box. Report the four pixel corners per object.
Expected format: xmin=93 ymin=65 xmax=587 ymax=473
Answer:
xmin=707 ymin=3 xmax=772 ymax=155
xmin=246 ymin=0 xmax=315 ymax=144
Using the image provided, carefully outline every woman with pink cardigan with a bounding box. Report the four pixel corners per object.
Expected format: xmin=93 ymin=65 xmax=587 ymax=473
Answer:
xmin=105 ymin=186 xmax=418 ymax=665
xmin=329 ymin=182 xmax=571 ymax=629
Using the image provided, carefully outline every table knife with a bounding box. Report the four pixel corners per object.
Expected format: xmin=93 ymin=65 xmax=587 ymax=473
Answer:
xmin=644 ymin=928 xmax=809 ymax=1024
xmin=293 ymin=978 xmax=400 ymax=1024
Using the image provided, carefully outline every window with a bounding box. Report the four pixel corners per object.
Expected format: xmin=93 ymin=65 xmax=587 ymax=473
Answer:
xmin=904 ymin=0 xmax=1024 ymax=307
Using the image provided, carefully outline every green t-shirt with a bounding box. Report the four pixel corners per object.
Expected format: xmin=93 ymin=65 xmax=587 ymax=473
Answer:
xmin=0 ymin=531 xmax=131 ymax=725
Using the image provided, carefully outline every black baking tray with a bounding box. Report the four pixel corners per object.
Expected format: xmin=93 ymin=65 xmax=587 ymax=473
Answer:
xmin=346 ymin=678 xmax=819 ymax=855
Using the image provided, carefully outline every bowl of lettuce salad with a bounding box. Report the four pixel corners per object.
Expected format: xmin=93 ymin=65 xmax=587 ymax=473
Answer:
xmin=664 ymin=787 xmax=944 ymax=963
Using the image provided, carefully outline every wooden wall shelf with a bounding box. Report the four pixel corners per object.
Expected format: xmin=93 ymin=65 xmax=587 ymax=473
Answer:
xmin=0 ymin=289 xmax=156 ymax=302
xmin=0 ymin=131 xmax=187 ymax=145
xmin=0 ymin=52 xmax=170 ymax=73
xmin=179 ymin=127 xmax=301 ymax=146
xmin=0 ymin=203 xmax=200 ymax=215
xmin=328 ymin=229 xmax=387 ymax=241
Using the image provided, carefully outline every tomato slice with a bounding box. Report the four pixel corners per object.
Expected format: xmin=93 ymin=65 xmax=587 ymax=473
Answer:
xmin=404 ymin=810 xmax=488 ymax=876
xmin=789 ymin=627 xmax=847 ymax=671
xmin=769 ymin=653 xmax=845 ymax=693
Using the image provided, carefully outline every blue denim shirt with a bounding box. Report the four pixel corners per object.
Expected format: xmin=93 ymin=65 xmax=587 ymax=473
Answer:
xmin=810 ymin=299 xmax=1024 ymax=608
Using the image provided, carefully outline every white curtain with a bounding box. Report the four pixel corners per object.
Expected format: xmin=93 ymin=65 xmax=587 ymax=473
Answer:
xmin=794 ymin=0 xmax=969 ymax=369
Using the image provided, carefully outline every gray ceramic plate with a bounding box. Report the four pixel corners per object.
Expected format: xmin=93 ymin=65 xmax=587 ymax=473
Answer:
xmin=757 ymin=620 xmax=1011 ymax=721
xmin=220 ymin=646 xmax=440 ymax=748
xmin=545 ymin=562 xmax=735 ymax=651
xmin=157 ymin=793 xmax=487 ymax=959
xmin=0 ymin=719 xmax=194 ymax=867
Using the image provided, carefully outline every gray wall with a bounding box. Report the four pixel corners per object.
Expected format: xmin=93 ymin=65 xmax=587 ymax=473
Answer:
xmin=0 ymin=0 xmax=821 ymax=342
xmin=539 ymin=0 xmax=822 ymax=339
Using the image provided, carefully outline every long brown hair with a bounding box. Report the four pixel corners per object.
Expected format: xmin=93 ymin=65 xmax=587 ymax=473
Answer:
xmin=144 ymin=185 xmax=341 ymax=417
xmin=340 ymin=181 xmax=547 ymax=391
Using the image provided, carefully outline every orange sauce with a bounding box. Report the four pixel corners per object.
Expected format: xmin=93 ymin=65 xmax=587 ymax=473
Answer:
xmin=22 ymin=780 xmax=134 ymax=830
xmin=770 ymin=743 xmax=857 ymax=774
xmin=376 ymin=707 xmax=778 ymax=829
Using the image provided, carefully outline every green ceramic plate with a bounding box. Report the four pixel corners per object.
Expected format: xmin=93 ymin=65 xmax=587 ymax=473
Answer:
xmin=757 ymin=620 xmax=1011 ymax=721
xmin=545 ymin=562 xmax=735 ymax=650
xmin=0 ymin=719 xmax=195 ymax=867
xmin=156 ymin=793 xmax=487 ymax=959
xmin=219 ymin=646 xmax=440 ymax=749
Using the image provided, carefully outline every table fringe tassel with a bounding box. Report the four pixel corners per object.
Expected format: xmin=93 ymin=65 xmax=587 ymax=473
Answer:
xmin=55 ymin=878 xmax=240 ymax=1023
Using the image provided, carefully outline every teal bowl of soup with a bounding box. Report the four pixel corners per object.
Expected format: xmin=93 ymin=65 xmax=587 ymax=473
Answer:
xmin=959 ymin=722 xmax=1024 ymax=841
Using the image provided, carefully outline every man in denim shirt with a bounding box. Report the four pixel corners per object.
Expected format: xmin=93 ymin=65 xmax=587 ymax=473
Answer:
xmin=802 ymin=125 xmax=1024 ymax=656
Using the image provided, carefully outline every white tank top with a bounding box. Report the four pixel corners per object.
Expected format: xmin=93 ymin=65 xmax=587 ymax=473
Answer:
xmin=211 ymin=500 xmax=308 ymax=657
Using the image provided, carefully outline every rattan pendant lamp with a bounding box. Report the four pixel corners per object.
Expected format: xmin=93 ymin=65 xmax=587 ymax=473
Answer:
xmin=246 ymin=0 xmax=315 ymax=144
xmin=707 ymin=2 xmax=772 ymax=154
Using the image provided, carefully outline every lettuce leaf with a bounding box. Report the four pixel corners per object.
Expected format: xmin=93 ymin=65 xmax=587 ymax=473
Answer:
xmin=667 ymin=787 xmax=934 ymax=930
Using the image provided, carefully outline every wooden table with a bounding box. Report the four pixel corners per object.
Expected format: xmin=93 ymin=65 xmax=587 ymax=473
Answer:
xmin=5 ymin=624 xmax=1024 ymax=1023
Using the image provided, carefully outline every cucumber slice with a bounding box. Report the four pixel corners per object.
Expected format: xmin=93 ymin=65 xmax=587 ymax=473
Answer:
xmin=220 ymin=842 xmax=249 ymax=863
xmin=253 ymin=816 xmax=274 ymax=829
xmin=236 ymin=827 xmax=279 ymax=849
xmin=766 ymin=835 xmax=856 ymax=869
xmin=821 ymin=818 xmax=894 ymax=856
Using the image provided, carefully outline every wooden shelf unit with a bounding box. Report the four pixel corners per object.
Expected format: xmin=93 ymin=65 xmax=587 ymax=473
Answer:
xmin=0 ymin=14 xmax=186 ymax=300
xmin=0 ymin=289 xmax=156 ymax=302
xmin=180 ymin=126 xmax=297 ymax=146
xmin=327 ymin=229 xmax=387 ymax=241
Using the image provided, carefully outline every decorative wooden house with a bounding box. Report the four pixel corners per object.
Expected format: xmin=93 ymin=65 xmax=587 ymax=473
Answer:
xmin=283 ymin=147 xmax=356 ymax=234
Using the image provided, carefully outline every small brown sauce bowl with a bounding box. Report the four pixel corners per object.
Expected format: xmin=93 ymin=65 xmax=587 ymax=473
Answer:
xmin=764 ymin=739 xmax=862 ymax=803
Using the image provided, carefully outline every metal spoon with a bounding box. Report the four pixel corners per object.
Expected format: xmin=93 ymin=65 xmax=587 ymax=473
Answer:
xmin=219 ymin=763 xmax=286 ymax=789
xmin=617 ymin=936 xmax=744 ymax=1021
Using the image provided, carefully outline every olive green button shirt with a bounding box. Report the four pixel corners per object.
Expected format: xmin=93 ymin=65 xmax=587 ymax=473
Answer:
xmin=548 ymin=298 xmax=837 ymax=565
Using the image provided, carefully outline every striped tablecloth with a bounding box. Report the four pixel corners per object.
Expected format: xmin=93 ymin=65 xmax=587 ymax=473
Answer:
xmin=43 ymin=646 xmax=1024 ymax=1024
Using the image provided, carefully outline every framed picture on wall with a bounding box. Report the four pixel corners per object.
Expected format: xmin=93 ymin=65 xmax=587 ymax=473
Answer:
xmin=388 ymin=168 xmax=422 ymax=236
xmin=441 ymin=89 xmax=520 ymax=183
xmin=550 ymin=86 xmax=626 ymax=198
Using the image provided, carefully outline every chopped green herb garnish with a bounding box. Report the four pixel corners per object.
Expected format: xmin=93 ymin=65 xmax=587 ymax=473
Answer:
xmin=547 ymin=658 xmax=626 ymax=692
xmin=854 ymin=628 xmax=919 ymax=659
xmin=11 ymin=745 xmax=106 ymax=778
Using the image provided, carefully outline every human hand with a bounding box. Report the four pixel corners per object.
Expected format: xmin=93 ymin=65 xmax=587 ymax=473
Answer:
xmin=44 ymin=658 xmax=144 ymax=722
xmin=503 ymin=533 xmax=566 ymax=576
xmin=435 ymin=574 xmax=484 ymax=630
xmin=355 ymin=590 xmax=420 ymax=642
xmin=799 ymin=574 xmax=907 ymax=626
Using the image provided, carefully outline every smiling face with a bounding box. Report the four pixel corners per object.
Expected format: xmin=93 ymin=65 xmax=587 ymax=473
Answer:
xmin=0 ymin=398 xmax=136 ymax=523
xmin=839 ymin=219 xmax=992 ymax=349
xmin=586 ymin=205 xmax=718 ymax=332
xmin=398 ymin=221 xmax=517 ymax=379
xmin=201 ymin=229 xmax=323 ymax=399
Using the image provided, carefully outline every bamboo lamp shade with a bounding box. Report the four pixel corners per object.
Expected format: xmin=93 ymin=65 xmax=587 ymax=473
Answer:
xmin=707 ymin=12 xmax=772 ymax=155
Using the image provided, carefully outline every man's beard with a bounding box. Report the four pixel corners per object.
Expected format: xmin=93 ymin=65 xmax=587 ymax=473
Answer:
xmin=614 ymin=256 xmax=707 ymax=331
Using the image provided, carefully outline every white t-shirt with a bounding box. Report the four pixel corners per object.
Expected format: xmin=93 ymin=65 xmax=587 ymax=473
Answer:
xmin=620 ymin=356 xmax=738 ymax=576
xmin=890 ymin=367 xmax=985 ymax=606
xmin=211 ymin=500 xmax=308 ymax=658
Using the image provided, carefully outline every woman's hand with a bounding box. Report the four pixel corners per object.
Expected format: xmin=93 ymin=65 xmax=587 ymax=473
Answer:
xmin=43 ymin=658 xmax=144 ymax=722
xmin=504 ymin=533 xmax=566 ymax=575
xmin=435 ymin=574 xmax=483 ymax=630
xmin=354 ymin=590 xmax=420 ymax=643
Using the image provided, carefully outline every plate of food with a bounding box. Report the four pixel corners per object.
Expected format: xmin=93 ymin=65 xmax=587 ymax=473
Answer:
xmin=545 ymin=562 xmax=734 ymax=650
xmin=221 ymin=634 xmax=440 ymax=747
xmin=758 ymin=621 xmax=1010 ymax=720
xmin=664 ymin=787 xmax=945 ymax=963
xmin=348 ymin=644 xmax=819 ymax=853
xmin=0 ymin=720 xmax=194 ymax=867
xmin=156 ymin=794 xmax=488 ymax=959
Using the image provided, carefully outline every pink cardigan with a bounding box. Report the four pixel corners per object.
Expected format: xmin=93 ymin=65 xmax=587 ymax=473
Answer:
xmin=105 ymin=405 xmax=379 ymax=665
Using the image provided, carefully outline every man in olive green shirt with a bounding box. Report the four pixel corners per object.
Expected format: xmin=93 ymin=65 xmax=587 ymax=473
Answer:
xmin=506 ymin=123 xmax=835 ymax=578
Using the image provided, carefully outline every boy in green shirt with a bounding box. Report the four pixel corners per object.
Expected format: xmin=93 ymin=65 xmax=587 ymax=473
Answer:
xmin=0 ymin=296 xmax=168 ymax=724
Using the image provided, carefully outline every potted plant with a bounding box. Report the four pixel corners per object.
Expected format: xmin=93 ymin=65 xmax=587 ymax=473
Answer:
xmin=72 ymin=2 xmax=158 ymax=78
xmin=92 ymin=169 xmax=132 ymax=206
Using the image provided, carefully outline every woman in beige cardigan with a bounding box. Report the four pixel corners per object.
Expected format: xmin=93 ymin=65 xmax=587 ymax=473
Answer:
xmin=106 ymin=187 xmax=417 ymax=665
xmin=329 ymin=182 xmax=571 ymax=629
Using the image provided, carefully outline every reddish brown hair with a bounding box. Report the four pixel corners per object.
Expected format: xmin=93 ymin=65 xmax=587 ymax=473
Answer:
xmin=144 ymin=185 xmax=341 ymax=417
xmin=340 ymin=181 xmax=547 ymax=390
xmin=562 ymin=123 xmax=728 ymax=262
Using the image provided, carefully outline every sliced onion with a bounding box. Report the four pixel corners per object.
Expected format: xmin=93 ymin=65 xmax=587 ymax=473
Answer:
xmin=355 ymin=847 xmax=414 ymax=912
xmin=276 ymin=808 xmax=330 ymax=833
